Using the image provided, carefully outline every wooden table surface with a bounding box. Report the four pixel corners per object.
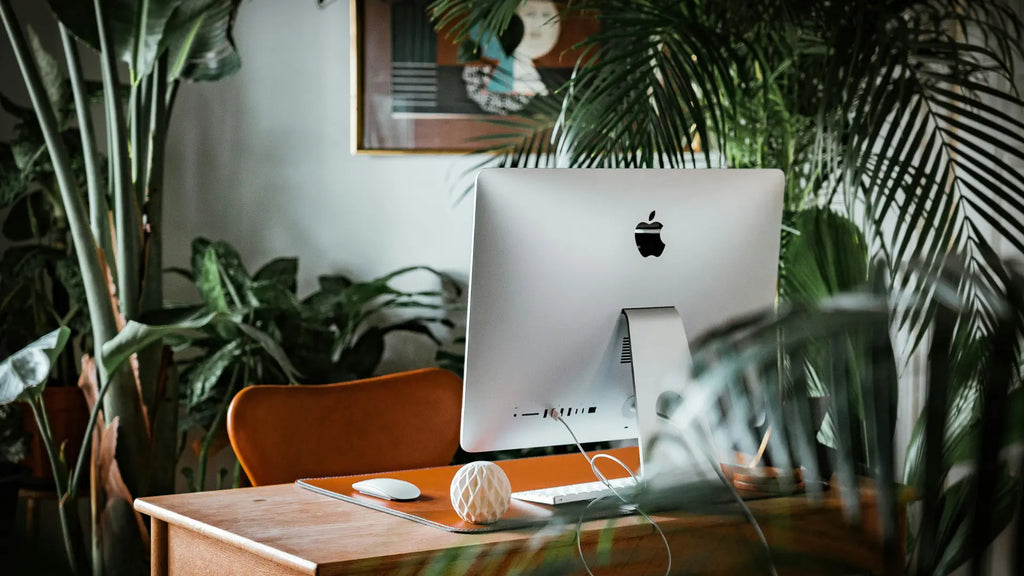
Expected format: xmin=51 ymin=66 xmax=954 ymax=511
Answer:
xmin=137 ymin=456 xmax=902 ymax=575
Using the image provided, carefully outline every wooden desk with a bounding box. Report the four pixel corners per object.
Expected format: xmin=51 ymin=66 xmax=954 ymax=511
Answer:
xmin=136 ymin=453 xmax=902 ymax=575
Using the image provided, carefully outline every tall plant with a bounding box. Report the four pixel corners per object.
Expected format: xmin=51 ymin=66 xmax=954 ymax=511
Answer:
xmin=430 ymin=1 xmax=1024 ymax=572
xmin=431 ymin=0 xmax=1024 ymax=340
xmin=657 ymin=262 xmax=1024 ymax=575
xmin=1 ymin=1 xmax=244 ymax=573
xmin=161 ymin=238 xmax=459 ymax=492
xmin=0 ymin=85 xmax=91 ymax=382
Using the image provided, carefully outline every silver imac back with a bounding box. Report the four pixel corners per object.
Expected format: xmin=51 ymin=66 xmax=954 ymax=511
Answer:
xmin=460 ymin=168 xmax=785 ymax=454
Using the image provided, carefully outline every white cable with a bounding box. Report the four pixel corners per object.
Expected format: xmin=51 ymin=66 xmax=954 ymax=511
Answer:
xmin=551 ymin=410 xmax=672 ymax=576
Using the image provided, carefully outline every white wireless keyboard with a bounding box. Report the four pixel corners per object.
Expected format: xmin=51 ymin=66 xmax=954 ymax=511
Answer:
xmin=511 ymin=477 xmax=637 ymax=505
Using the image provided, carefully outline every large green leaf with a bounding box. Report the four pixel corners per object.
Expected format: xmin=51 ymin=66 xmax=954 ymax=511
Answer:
xmin=338 ymin=326 xmax=386 ymax=380
xmin=161 ymin=0 xmax=242 ymax=82
xmin=315 ymin=274 xmax=353 ymax=293
xmin=249 ymin=280 xmax=302 ymax=315
xmin=47 ymin=0 xmax=243 ymax=82
xmin=0 ymin=326 xmax=70 ymax=403
xmin=100 ymin=311 xmax=233 ymax=377
xmin=54 ymin=258 xmax=91 ymax=335
xmin=780 ymin=208 xmax=869 ymax=302
xmin=48 ymin=0 xmax=186 ymax=78
xmin=253 ymin=257 xmax=298 ymax=294
xmin=183 ymin=339 xmax=241 ymax=408
xmin=930 ymin=470 xmax=1020 ymax=576
xmin=0 ymin=143 xmax=21 ymax=205
xmin=235 ymin=322 xmax=300 ymax=383
xmin=193 ymin=246 xmax=229 ymax=312
xmin=190 ymin=237 xmax=254 ymax=309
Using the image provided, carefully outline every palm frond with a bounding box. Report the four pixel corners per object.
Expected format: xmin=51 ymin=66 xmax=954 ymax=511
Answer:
xmin=435 ymin=0 xmax=1024 ymax=353
xmin=833 ymin=2 xmax=1024 ymax=347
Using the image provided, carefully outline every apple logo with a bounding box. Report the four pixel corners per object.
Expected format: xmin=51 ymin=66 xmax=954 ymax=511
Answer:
xmin=634 ymin=211 xmax=665 ymax=257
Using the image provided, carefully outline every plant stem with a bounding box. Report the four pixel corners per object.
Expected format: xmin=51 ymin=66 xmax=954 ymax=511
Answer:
xmin=129 ymin=78 xmax=149 ymax=209
xmin=130 ymin=0 xmax=151 ymax=83
xmin=148 ymin=348 xmax=178 ymax=496
xmin=68 ymin=373 xmax=118 ymax=500
xmin=29 ymin=397 xmax=87 ymax=576
xmin=136 ymin=56 xmax=171 ymax=494
xmin=93 ymin=0 xmax=140 ymax=322
xmin=0 ymin=0 xmax=119 ymax=348
xmin=58 ymin=24 xmax=106 ymax=246
xmin=62 ymin=371 xmax=120 ymax=576
xmin=141 ymin=53 xmax=169 ymax=316
xmin=197 ymin=362 xmax=242 ymax=491
xmin=31 ymin=396 xmax=65 ymax=496
xmin=0 ymin=1 xmax=145 ymax=503
xmin=91 ymin=0 xmax=150 ymax=502
xmin=89 ymin=436 xmax=101 ymax=576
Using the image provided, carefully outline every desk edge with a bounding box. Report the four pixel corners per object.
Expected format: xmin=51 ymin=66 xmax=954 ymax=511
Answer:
xmin=135 ymin=497 xmax=319 ymax=575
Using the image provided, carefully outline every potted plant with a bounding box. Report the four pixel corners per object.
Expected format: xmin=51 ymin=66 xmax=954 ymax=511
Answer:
xmin=0 ymin=324 xmax=202 ymax=575
xmin=644 ymin=260 xmax=1024 ymax=575
xmin=0 ymin=46 xmax=94 ymax=483
xmin=431 ymin=0 xmax=1024 ymax=336
xmin=1 ymin=1 xmax=248 ymax=572
xmin=430 ymin=0 xmax=1024 ymax=572
xmin=0 ymin=328 xmax=88 ymax=574
xmin=110 ymin=237 xmax=461 ymax=491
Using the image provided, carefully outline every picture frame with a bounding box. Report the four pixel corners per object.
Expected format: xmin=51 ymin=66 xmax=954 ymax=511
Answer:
xmin=351 ymin=0 xmax=599 ymax=154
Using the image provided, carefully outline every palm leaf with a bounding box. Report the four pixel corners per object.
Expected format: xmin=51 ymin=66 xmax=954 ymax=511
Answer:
xmin=428 ymin=2 xmax=1024 ymax=573
xmin=432 ymin=0 xmax=1024 ymax=353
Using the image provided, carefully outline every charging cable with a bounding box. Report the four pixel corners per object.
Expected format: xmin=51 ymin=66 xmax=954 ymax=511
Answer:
xmin=550 ymin=410 xmax=672 ymax=576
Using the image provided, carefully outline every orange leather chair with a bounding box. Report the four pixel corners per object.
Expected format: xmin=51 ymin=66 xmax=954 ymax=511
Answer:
xmin=227 ymin=368 xmax=463 ymax=486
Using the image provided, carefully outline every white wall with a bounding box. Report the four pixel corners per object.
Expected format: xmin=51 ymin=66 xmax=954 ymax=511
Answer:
xmin=163 ymin=0 xmax=480 ymax=372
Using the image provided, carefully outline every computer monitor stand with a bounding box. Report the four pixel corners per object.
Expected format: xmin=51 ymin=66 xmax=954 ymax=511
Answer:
xmin=621 ymin=307 xmax=692 ymax=478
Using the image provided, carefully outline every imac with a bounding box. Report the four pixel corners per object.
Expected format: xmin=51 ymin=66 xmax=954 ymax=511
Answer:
xmin=460 ymin=168 xmax=784 ymax=477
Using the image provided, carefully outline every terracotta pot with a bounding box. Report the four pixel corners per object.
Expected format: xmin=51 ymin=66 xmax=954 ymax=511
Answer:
xmin=20 ymin=386 xmax=89 ymax=483
xmin=720 ymin=452 xmax=806 ymax=496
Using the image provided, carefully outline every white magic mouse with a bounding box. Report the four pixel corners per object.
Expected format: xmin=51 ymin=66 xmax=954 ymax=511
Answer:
xmin=351 ymin=478 xmax=421 ymax=501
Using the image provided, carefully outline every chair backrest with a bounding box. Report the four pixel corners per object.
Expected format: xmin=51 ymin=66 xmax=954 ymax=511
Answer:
xmin=227 ymin=368 xmax=463 ymax=486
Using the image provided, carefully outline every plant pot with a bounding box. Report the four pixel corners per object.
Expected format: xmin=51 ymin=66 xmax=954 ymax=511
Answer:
xmin=720 ymin=452 xmax=806 ymax=496
xmin=20 ymin=387 xmax=89 ymax=483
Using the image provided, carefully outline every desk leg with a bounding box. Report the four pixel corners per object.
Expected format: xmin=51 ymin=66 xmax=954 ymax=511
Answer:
xmin=151 ymin=519 xmax=168 ymax=576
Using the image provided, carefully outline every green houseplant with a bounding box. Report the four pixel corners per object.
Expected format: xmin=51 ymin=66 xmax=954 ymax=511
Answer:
xmin=153 ymin=237 xmax=460 ymax=491
xmin=429 ymin=0 xmax=1024 ymax=573
xmin=1 ymin=1 xmax=246 ymax=573
xmin=641 ymin=260 xmax=1024 ymax=576
xmin=0 ymin=56 xmax=92 ymax=369
xmin=0 ymin=328 xmax=85 ymax=574
xmin=0 ymin=31 xmax=99 ymax=483
xmin=0 ymin=326 xmax=156 ymax=576
xmin=431 ymin=0 xmax=1024 ymax=336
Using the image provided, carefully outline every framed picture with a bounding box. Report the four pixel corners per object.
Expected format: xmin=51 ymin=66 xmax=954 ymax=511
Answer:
xmin=351 ymin=0 xmax=599 ymax=154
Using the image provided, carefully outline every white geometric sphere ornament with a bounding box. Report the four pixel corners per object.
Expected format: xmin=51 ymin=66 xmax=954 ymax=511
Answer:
xmin=449 ymin=461 xmax=512 ymax=524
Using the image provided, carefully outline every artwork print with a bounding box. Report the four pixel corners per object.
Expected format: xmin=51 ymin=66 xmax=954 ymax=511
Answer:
xmin=355 ymin=0 xmax=598 ymax=152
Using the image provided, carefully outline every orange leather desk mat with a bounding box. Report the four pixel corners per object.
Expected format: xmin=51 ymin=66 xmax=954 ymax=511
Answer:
xmin=297 ymin=447 xmax=640 ymax=533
